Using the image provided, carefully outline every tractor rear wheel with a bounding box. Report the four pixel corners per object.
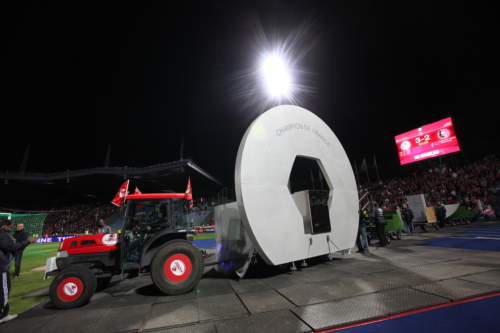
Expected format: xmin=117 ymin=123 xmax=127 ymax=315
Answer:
xmin=151 ymin=239 xmax=204 ymax=295
xmin=49 ymin=265 xmax=97 ymax=309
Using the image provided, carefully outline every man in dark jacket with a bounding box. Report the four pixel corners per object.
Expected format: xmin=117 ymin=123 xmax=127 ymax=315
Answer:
xmin=371 ymin=203 xmax=388 ymax=247
xmin=12 ymin=223 xmax=28 ymax=279
xmin=401 ymin=204 xmax=415 ymax=235
xmin=436 ymin=201 xmax=447 ymax=228
xmin=355 ymin=210 xmax=370 ymax=253
xmin=0 ymin=219 xmax=37 ymax=324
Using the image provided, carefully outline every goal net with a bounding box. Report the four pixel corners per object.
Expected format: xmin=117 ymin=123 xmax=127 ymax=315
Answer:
xmin=0 ymin=212 xmax=48 ymax=237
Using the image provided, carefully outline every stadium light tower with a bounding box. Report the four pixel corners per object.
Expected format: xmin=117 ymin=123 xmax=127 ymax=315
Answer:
xmin=261 ymin=54 xmax=292 ymax=99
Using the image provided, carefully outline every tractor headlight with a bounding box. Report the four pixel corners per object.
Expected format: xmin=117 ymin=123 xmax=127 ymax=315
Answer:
xmin=56 ymin=250 xmax=68 ymax=258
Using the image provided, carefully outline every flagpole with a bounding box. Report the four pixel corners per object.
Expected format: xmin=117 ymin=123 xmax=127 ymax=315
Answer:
xmin=365 ymin=162 xmax=370 ymax=184
xmin=354 ymin=160 xmax=359 ymax=186
xmin=374 ymin=154 xmax=380 ymax=182
xmin=319 ymin=169 xmax=324 ymax=191
xmin=311 ymin=170 xmax=315 ymax=190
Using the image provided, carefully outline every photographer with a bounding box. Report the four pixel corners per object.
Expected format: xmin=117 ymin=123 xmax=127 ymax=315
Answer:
xmin=0 ymin=219 xmax=37 ymax=324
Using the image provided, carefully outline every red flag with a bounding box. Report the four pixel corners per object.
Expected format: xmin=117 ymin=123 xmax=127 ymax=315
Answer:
xmin=134 ymin=187 xmax=142 ymax=195
xmin=111 ymin=180 xmax=129 ymax=206
xmin=185 ymin=177 xmax=193 ymax=209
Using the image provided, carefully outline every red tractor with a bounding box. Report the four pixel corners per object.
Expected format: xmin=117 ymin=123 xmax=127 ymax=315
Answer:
xmin=45 ymin=192 xmax=206 ymax=309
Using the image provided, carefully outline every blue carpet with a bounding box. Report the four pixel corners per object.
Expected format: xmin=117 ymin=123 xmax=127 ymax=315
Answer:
xmin=336 ymin=295 xmax=500 ymax=333
xmin=418 ymin=238 xmax=500 ymax=252
xmin=191 ymin=238 xmax=216 ymax=248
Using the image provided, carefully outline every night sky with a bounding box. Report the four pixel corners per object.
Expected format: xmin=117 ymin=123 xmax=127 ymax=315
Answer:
xmin=3 ymin=1 xmax=499 ymax=187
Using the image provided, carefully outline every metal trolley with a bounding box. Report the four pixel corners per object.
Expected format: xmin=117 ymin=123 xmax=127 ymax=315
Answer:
xmin=365 ymin=211 xmax=405 ymax=244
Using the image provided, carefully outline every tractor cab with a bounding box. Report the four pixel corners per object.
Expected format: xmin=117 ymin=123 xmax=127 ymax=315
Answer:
xmin=122 ymin=193 xmax=191 ymax=269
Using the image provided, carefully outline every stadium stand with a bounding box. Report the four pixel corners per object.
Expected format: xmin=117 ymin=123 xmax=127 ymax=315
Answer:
xmin=359 ymin=155 xmax=500 ymax=213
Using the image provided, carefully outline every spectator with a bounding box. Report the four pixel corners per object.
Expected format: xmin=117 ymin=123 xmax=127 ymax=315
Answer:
xmin=95 ymin=219 xmax=112 ymax=234
xmin=401 ymin=203 xmax=415 ymax=235
xmin=12 ymin=223 xmax=28 ymax=279
xmin=0 ymin=219 xmax=37 ymax=324
xmin=355 ymin=210 xmax=369 ymax=253
xmin=371 ymin=203 xmax=388 ymax=247
xmin=436 ymin=201 xmax=447 ymax=228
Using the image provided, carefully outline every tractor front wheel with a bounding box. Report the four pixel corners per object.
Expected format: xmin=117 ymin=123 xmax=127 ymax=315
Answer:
xmin=49 ymin=265 xmax=97 ymax=309
xmin=151 ymin=239 xmax=204 ymax=295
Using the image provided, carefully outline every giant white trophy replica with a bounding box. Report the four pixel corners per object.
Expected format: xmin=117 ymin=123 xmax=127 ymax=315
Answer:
xmin=215 ymin=105 xmax=358 ymax=277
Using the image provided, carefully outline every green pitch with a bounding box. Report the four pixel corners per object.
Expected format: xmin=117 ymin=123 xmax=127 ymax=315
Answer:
xmin=8 ymin=242 xmax=60 ymax=315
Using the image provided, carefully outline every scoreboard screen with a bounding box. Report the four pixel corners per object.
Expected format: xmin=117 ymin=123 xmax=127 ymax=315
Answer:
xmin=395 ymin=117 xmax=461 ymax=165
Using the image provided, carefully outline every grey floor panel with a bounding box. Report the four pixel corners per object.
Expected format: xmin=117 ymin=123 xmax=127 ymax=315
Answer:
xmin=0 ymin=314 xmax=57 ymax=333
xmin=37 ymin=309 xmax=105 ymax=333
xmin=412 ymin=278 xmax=500 ymax=301
xmin=105 ymin=280 xmax=136 ymax=297
xmin=143 ymin=299 xmax=199 ymax=331
xmin=20 ymin=293 xmax=118 ymax=318
xmin=334 ymin=260 xmax=395 ymax=274
xmin=355 ymin=287 xmax=449 ymax=314
xmin=406 ymin=263 xmax=493 ymax=280
xmin=453 ymin=258 xmax=500 ymax=270
xmin=238 ymin=290 xmax=296 ymax=314
xmin=197 ymin=277 xmax=231 ymax=286
xmin=111 ymin=293 xmax=157 ymax=308
xmin=228 ymin=278 xmax=272 ymax=294
xmin=459 ymin=270 xmax=500 ymax=287
xmin=216 ymin=310 xmax=311 ymax=333
xmin=293 ymin=266 xmax=366 ymax=284
xmin=261 ymin=273 xmax=307 ymax=289
xmin=81 ymin=292 xmax=122 ymax=310
xmin=196 ymin=283 xmax=235 ymax=298
xmin=292 ymin=297 xmax=386 ymax=330
xmin=198 ymin=293 xmax=248 ymax=320
xmin=155 ymin=290 xmax=197 ymax=304
xmin=145 ymin=322 xmax=216 ymax=333
xmin=368 ymin=270 xmax=432 ymax=289
xmin=277 ymin=277 xmax=376 ymax=306
xmin=88 ymin=304 xmax=151 ymax=333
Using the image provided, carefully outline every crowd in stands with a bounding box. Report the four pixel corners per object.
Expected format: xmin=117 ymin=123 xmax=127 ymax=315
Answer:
xmin=360 ymin=155 xmax=500 ymax=212
xmin=65 ymin=203 xmax=118 ymax=235
xmin=15 ymin=203 xmax=119 ymax=236
xmin=40 ymin=204 xmax=92 ymax=236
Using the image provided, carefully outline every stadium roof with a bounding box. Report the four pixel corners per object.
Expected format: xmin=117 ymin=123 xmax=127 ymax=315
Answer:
xmin=0 ymin=159 xmax=223 ymax=206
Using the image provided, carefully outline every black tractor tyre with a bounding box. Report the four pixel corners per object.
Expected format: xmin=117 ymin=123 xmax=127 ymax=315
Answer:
xmin=49 ymin=265 xmax=97 ymax=309
xmin=96 ymin=276 xmax=113 ymax=291
xmin=151 ymin=239 xmax=204 ymax=295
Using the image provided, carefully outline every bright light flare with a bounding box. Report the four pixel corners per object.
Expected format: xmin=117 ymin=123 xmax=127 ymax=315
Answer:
xmin=262 ymin=55 xmax=291 ymax=97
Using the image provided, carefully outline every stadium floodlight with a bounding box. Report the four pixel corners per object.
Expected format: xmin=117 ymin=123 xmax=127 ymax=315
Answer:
xmin=262 ymin=55 xmax=292 ymax=98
